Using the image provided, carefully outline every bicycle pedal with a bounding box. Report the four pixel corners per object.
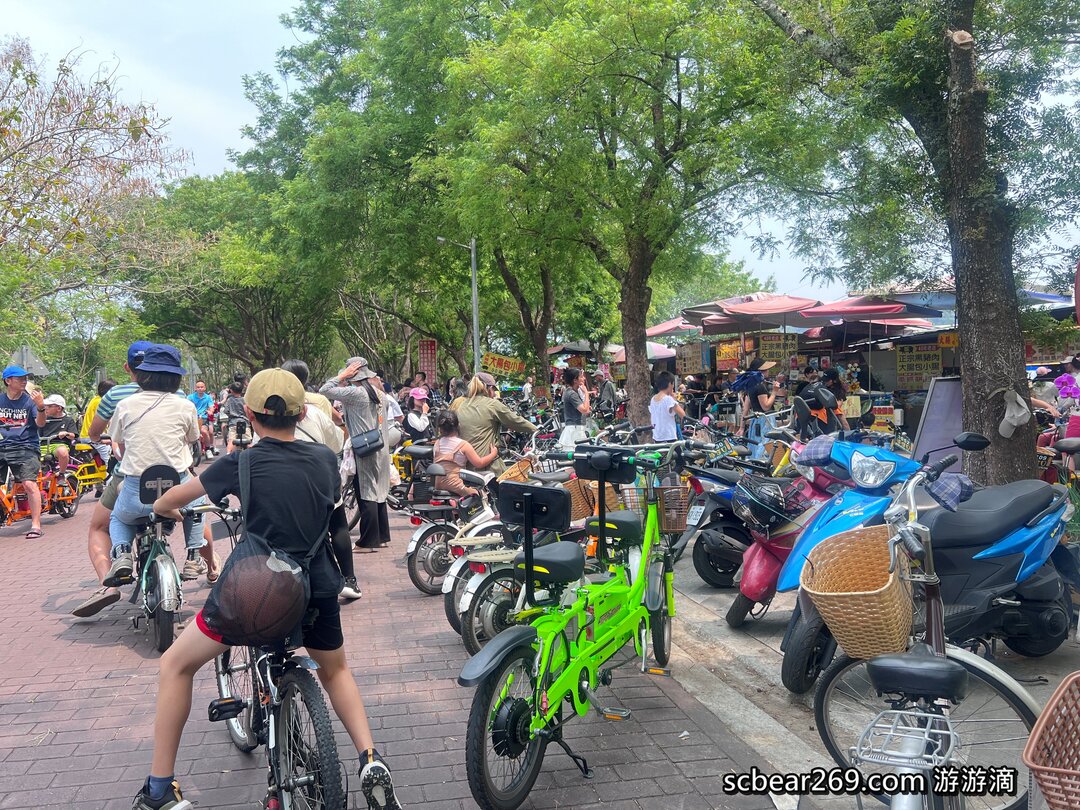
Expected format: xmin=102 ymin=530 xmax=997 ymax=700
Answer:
xmin=581 ymin=686 xmax=631 ymax=720
xmin=208 ymin=696 xmax=248 ymax=722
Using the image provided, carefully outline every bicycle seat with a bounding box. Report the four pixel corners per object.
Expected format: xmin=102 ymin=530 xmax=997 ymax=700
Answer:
xmin=866 ymin=644 xmax=969 ymax=703
xmin=685 ymin=465 xmax=742 ymax=486
xmin=403 ymin=445 xmax=433 ymax=460
xmin=514 ymin=540 xmax=586 ymax=584
xmin=529 ymin=469 xmax=572 ymax=484
xmin=74 ymin=442 xmax=94 ymax=452
xmin=923 ymin=479 xmax=1056 ymax=548
xmin=1054 ymin=437 xmax=1080 ymax=456
xmin=585 ymin=510 xmax=642 ymax=544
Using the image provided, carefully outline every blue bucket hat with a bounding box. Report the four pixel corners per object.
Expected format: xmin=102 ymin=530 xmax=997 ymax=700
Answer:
xmin=1 ymin=365 xmax=29 ymax=380
xmin=136 ymin=344 xmax=186 ymax=376
xmin=127 ymin=340 xmax=153 ymax=369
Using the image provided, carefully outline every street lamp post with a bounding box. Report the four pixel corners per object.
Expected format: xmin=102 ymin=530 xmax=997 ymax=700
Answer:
xmin=437 ymin=235 xmax=481 ymax=374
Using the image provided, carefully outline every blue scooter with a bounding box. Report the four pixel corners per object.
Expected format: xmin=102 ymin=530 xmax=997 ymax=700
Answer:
xmin=779 ymin=431 xmax=1073 ymax=694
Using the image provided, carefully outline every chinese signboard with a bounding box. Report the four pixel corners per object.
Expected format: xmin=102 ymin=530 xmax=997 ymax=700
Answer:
xmin=611 ymin=362 xmax=627 ymax=379
xmin=757 ymin=333 xmax=798 ymax=364
xmin=937 ymin=332 xmax=959 ymax=349
xmin=896 ymin=344 xmax=942 ymax=390
xmin=418 ymin=339 xmax=438 ymax=381
xmin=676 ymin=342 xmax=706 ymax=375
xmin=1025 ymin=337 xmax=1080 ymax=367
xmin=481 ymin=352 xmax=527 ymax=376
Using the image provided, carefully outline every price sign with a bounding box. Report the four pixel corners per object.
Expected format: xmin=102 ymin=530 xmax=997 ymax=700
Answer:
xmin=896 ymin=344 xmax=942 ymax=390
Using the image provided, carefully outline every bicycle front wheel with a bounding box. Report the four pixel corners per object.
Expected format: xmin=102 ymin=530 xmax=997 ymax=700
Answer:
xmin=465 ymin=646 xmax=547 ymax=810
xmin=815 ymin=652 xmax=1037 ymax=810
xmin=276 ymin=668 xmax=346 ymax=810
xmin=214 ymin=646 xmax=257 ymax=752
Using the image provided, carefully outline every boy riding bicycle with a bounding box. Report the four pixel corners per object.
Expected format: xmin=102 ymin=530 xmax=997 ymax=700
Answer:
xmin=132 ymin=368 xmax=402 ymax=810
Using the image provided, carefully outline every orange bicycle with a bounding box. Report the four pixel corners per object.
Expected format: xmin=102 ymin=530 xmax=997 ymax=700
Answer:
xmin=0 ymin=451 xmax=81 ymax=527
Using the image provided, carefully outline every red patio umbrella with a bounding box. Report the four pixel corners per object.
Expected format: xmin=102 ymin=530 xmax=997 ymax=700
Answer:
xmin=646 ymin=316 xmax=702 ymax=339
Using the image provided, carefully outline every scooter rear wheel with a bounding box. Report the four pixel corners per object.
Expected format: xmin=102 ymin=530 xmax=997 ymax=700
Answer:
xmin=692 ymin=538 xmax=740 ymax=588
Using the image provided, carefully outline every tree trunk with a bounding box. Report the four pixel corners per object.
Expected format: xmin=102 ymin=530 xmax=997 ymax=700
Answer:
xmin=620 ymin=240 xmax=655 ymax=434
xmin=944 ymin=19 xmax=1034 ymax=484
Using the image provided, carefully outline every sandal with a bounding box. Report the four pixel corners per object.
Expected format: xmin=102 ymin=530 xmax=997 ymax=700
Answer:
xmin=25 ymin=527 xmax=43 ymax=539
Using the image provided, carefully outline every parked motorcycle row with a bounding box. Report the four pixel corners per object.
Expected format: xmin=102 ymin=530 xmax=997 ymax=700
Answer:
xmin=396 ymin=387 xmax=1077 ymax=696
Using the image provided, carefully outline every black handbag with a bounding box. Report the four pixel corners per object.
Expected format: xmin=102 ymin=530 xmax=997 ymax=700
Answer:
xmin=201 ymin=452 xmax=321 ymax=646
xmin=349 ymin=384 xmax=385 ymax=458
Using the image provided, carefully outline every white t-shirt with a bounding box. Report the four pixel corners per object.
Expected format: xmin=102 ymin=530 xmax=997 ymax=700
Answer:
xmin=295 ymin=405 xmax=344 ymax=453
xmin=521 ymin=382 xmax=533 ymax=402
xmin=386 ymin=396 xmax=403 ymax=421
xmin=110 ymin=390 xmax=199 ymax=476
xmin=649 ymin=394 xmax=679 ymax=442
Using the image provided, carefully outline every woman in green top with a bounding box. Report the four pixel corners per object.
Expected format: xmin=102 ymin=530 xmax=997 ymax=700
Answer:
xmin=451 ymin=372 xmax=537 ymax=473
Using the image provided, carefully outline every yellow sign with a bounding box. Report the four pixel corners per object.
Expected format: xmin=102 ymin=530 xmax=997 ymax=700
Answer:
xmin=758 ymin=333 xmax=798 ymax=363
xmin=896 ymin=344 xmax=942 ymax=389
xmin=481 ymin=353 xmax=526 ymax=376
xmin=937 ymin=332 xmax=959 ymax=349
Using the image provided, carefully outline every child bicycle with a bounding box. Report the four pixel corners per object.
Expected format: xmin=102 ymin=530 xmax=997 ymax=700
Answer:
xmin=190 ymin=501 xmax=348 ymax=810
xmin=458 ymin=439 xmax=712 ymax=810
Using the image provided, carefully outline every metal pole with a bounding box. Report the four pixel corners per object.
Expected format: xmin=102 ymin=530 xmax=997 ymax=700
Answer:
xmin=470 ymin=236 xmax=481 ymax=374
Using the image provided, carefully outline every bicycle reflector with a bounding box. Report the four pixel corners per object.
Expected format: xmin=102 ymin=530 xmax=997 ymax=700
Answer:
xmin=469 ymin=562 xmax=487 ymax=574
xmin=410 ymin=516 xmax=423 ymax=526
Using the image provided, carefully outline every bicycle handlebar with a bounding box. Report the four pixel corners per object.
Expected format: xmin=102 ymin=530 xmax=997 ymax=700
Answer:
xmin=180 ymin=501 xmax=241 ymax=520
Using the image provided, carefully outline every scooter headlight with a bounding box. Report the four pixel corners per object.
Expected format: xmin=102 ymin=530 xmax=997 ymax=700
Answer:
xmin=794 ymin=463 xmax=816 ymax=485
xmin=849 ymin=451 xmax=896 ymax=489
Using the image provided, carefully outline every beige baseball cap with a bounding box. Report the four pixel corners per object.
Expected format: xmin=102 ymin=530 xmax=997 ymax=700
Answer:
xmin=245 ymin=368 xmax=305 ymax=416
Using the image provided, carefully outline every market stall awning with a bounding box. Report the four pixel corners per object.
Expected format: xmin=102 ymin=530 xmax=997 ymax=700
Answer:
xmin=646 ymin=316 xmax=702 ymax=339
xmin=612 ymin=342 xmax=677 ymax=363
xmin=688 ymin=292 xmax=822 ymax=333
xmin=722 ymin=294 xmax=820 ymax=317
xmin=799 ymin=295 xmax=942 ymax=322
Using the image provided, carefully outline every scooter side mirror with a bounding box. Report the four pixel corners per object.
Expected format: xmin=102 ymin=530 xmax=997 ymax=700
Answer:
xmin=954 ymin=432 xmax=990 ymax=452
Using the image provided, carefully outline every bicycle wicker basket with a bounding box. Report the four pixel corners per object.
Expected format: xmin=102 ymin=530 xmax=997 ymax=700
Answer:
xmin=498 ymin=458 xmax=533 ymax=483
xmin=621 ymin=486 xmax=690 ymax=534
xmin=1023 ymin=670 xmax=1080 ymax=810
xmin=800 ymin=525 xmax=912 ymax=659
xmin=563 ymin=477 xmax=594 ymax=522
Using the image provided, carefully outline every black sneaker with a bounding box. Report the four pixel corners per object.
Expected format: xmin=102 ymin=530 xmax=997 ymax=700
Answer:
xmin=359 ymin=749 xmax=402 ymax=809
xmin=131 ymin=779 xmax=193 ymax=809
xmin=340 ymin=577 xmax=362 ymax=600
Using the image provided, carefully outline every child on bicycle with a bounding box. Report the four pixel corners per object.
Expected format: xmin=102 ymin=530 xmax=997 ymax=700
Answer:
xmin=132 ymin=367 xmax=401 ymax=810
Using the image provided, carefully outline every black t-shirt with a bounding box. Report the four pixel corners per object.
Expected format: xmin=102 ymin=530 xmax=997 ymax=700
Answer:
xmin=748 ymin=381 xmax=774 ymax=414
xmin=199 ymin=438 xmax=343 ymax=597
xmin=41 ymin=415 xmax=78 ymax=439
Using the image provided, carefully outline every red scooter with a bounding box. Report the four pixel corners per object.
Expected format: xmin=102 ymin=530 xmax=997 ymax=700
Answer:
xmin=723 ymin=428 xmax=854 ymax=628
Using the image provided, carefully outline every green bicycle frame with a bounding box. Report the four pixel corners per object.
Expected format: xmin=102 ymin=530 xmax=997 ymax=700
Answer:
xmin=522 ymin=474 xmax=672 ymax=734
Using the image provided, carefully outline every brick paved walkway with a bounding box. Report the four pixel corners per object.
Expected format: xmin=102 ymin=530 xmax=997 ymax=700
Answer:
xmin=0 ymin=495 xmax=774 ymax=809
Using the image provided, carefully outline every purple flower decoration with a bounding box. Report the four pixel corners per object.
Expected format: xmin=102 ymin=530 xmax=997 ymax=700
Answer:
xmin=1055 ymin=374 xmax=1075 ymax=391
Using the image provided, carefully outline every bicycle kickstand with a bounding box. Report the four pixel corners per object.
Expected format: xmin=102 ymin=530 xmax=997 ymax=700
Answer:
xmin=549 ymin=726 xmax=592 ymax=779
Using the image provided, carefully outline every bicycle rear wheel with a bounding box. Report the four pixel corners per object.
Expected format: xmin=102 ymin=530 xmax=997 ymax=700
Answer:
xmin=815 ymin=652 xmax=1037 ymax=810
xmin=462 ymin=572 xmax=521 ymax=656
xmin=215 ymin=646 xmax=258 ymax=752
xmin=465 ymin=646 xmax=547 ymax=810
xmin=276 ymin=668 xmax=346 ymax=810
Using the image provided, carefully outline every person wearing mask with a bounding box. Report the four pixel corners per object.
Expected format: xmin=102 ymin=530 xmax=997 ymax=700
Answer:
xmin=558 ymin=368 xmax=591 ymax=448
xmin=402 ymin=387 xmax=431 ymax=442
xmin=593 ymin=370 xmax=616 ymax=414
xmin=649 ymin=371 xmax=685 ymax=442
xmin=454 ymin=372 xmax=537 ymax=471
xmin=320 ymin=357 xmax=393 ymax=552
xmin=432 ymin=410 xmax=498 ymax=496
xmin=0 ymin=366 xmax=47 ymax=538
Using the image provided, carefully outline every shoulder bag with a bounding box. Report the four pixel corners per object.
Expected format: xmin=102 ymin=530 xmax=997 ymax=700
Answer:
xmin=349 ymin=383 xmax=385 ymax=458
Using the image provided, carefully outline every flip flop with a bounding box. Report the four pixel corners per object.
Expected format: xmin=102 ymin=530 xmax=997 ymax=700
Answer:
xmin=25 ymin=528 xmax=43 ymax=539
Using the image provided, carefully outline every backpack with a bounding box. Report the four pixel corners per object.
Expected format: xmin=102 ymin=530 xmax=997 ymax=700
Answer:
xmin=201 ymin=451 xmax=323 ymax=646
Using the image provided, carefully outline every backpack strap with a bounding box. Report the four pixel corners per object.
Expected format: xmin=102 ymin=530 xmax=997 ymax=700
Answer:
xmin=238 ymin=448 xmax=253 ymax=524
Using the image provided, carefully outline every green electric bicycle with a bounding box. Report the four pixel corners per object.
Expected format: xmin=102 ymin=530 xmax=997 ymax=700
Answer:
xmin=459 ymin=440 xmax=707 ymax=810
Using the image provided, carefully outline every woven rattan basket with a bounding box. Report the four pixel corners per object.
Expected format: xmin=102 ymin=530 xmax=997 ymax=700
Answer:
xmin=563 ymin=478 xmax=594 ymax=521
xmin=800 ymin=525 xmax=912 ymax=659
xmin=1024 ymin=670 xmax=1080 ymax=810
xmin=589 ymin=481 xmax=622 ymax=513
xmin=498 ymin=458 xmax=533 ymax=483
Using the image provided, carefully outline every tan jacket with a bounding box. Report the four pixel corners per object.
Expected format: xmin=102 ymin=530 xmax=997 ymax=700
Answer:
xmin=453 ymin=396 xmax=537 ymax=473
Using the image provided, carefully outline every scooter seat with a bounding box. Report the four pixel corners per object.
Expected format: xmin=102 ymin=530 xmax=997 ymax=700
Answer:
xmin=923 ymin=480 xmax=1056 ymax=548
xmin=585 ymin=510 xmax=642 ymax=544
xmin=685 ymin=465 xmax=741 ymax=486
xmin=866 ymin=644 xmax=969 ymax=703
xmin=1055 ymin=438 xmax=1080 ymax=456
xmin=529 ymin=469 xmax=572 ymax=484
xmin=403 ymin=445 xmax=433 ymax=460
xmin=514 ymin=541 xmax=586 ymax=584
